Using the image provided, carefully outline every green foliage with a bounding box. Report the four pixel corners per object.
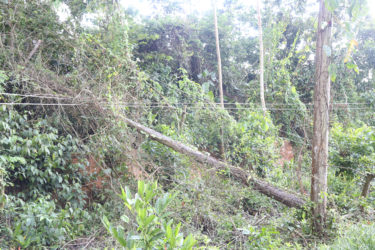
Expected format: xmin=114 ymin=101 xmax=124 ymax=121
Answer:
xmin=1 ymin=193 xmax=101 ymax=249
xmin=328 ymin=172 xmax=361 ymax=210
xmin=5 ymin=196 xmax=75 ymax=247
xmin=330 ymin=122 xmax=375 ymax=177
xmin=0 ymin=105 xmax=86 ymax=207
xmin=0 ymin=0 xmax=71 ymax=68
xmin=0 ymin=0 xmax=374 ymax=248
xmin=262 ymin=16 xmax=309 ymax=141
xmin=329 ymin=123 xmax=375 ymax=211
xmin=103 ymin=180 xmax=196 ymax=249
xmin=321 ymin=222 xmax=375 ymax=250
xmin=240 ymin=225 xmax=283 ymax=249
xmin=225 ymin=108 xmax=278 ymax=174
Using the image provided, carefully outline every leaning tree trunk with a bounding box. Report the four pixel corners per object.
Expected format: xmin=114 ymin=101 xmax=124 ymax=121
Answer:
xmin=311 ymin=0 xmax=332 ymax=234
xmin=122 ymin=116 xmax=306 ymax=208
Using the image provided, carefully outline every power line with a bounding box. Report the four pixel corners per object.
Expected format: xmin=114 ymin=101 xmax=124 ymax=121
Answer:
xmin=0 ymin=92 xmax=75 ymax=100
xmin=1 ymin=92 xmax=372 ymax=107
xmin=0 ymin=102 xmax=373 ymax=111
xmin=0 ymin=102 xmax=88 ymax=106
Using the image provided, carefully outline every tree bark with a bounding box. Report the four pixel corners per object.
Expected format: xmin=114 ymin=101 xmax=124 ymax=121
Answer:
xmin=213 ymin=0 xmax=226 ymax=160
xmin=257 ymin=0 xmax=267 ymax=117
xmin=0 ymin=173 xmax=4 ymax=209
xmin=297 ymin=145 xmax=306 ymax=195
xmin=360 ymin=173 xmax=374 ymax=212
xmin=25 ymin=39 xmax=42 ymax=65
xmin=297 ymin=119 xmax=309 ymax=195
xmin=123 ymin=116 xmax=306 ymax=208
xmin=213 ymin=1 xmax=224 ymax=109
xmin=361 ymin=174 xmax=374 ymax=198
xmin=311 ymin=0 xmax=332 ymax=234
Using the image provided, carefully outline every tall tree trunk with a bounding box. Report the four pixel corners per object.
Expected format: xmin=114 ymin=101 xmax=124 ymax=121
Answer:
xmin=257 ymin=0 xmax=266 ymax=117
xmin=213 ymin=0 xmax=225 ymax=159
xmin=311 ymin=0 xmax=332 ymax=234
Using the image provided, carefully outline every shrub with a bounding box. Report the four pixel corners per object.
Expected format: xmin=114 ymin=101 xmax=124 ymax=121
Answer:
xmin=103 ymin=180 xmax=196 ymax=249
xmin=321 ymin=223 xmax=375 ymax=250
xmin=239 ymin=225 xmax=283 ymax=249
xmin=330 ymin=122 xmax=375 ymax=177
xmin=1 ymin=195 xmax=96 ymax=248
xmin=0 ymin=105 xmax=87 ymax=207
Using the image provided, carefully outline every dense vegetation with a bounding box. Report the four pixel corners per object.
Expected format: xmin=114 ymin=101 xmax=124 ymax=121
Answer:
xmin=0 ymin=0 xmax=374 ymax=248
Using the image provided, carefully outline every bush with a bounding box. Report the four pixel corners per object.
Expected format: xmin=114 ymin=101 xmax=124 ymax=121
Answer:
xmin=103 ymin=180 xmax=197 ymax=249
xmin=243 ymin=226 xmax=283 ymax=249
xmin=5 ymin=197 xmax=70 ymax=248
xmin=330 ymin=122 xmax=375 ymax=177
xmin=1 ymin=195 xmax=94 ymax=248
xmin=321 ymin=223 xmax=375 ymax=250
xmin=0 ymin=105 xmax=87 ymax=207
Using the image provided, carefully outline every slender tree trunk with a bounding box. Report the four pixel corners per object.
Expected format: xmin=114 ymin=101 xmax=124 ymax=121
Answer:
xmin=311 ymin=0 xmax=332 ymax=234
xmin=178 ymin=105 xmax=187 ymax=134
xmin=297 ymin=146 xmax=306 ymax=195
xmin=297 ymin=118 xmax=309 ymax=195
xmin=361 ymin=174 xmax=374 ymax=198
xmin=213 ymin=0 xmax=225 ymax=159
xmin=257 ymin=0 xmax=266 ymax=117
xmin=360 ymin=173 xmax=374 ymax=212
xmin=0 ymin=173 xmax=4 ymax=209
xmin=213 ymin=1 xmax=224 ymax=108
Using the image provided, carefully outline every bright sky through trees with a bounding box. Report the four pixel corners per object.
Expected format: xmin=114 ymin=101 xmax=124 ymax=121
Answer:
xmin=120 ymin=0 xmax=375 ymax=19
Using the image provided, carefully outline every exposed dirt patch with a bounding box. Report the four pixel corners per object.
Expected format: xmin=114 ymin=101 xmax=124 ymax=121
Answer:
xmin=277 ymin=140 xmax=294 ymax=167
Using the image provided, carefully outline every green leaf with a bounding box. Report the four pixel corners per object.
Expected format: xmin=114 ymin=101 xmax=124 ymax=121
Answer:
xmin=166 ymin=223 xmax=172 ymax=239
xmin=174 ymin=223 xmax=181 ymax=238
xmin=346 ymin=62 xmax=359 ymax=74
xmin=149 ymin=230 xmax=164 ymax=243
xmin=328 ymin=64 xmax=337 ymax=82
xmin=120 ymin=215 xmax=129 ymax=223
xmin=181 ymin=234 xmax=197 ymax=250
xmin=143 ymin=214 xmax=156 ymax=228
xmin=291 ymin=86 xmax=297 ymax=95
xmin=138 ymin=180 xmax=145 ymax=199
xmin=102 ymin=215 xmax=111 ymax=231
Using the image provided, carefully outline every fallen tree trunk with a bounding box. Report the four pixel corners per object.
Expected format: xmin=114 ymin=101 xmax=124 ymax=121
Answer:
xmin=123 ymin=117 xmax=306 ymax=208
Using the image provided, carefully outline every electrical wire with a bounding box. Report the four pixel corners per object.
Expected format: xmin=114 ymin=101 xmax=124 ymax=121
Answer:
xmin=1 ymin=92 xmax=373 ymax=109
xmin=1 ymin=101 xmax=374 ymax=111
